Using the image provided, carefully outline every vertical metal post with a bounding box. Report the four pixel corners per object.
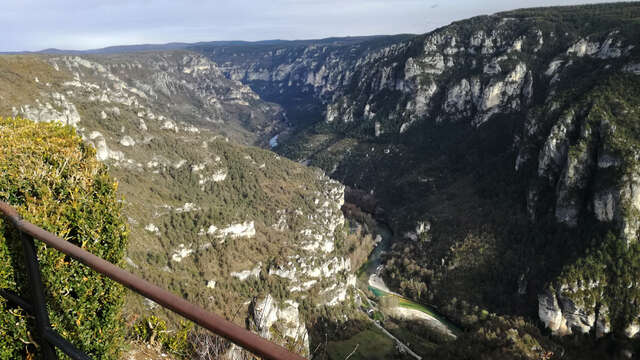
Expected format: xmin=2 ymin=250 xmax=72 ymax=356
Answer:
xmin=21 ymin=231 xmax=58 ymax=360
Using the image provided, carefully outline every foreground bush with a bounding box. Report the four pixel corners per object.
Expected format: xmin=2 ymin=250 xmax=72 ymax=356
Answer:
xmin=0 ymin=117 xmax=128 ymax=358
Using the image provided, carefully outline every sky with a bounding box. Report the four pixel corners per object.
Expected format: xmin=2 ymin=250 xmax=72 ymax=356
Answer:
xmin=0 ymin=0 xmax=629 ymax=52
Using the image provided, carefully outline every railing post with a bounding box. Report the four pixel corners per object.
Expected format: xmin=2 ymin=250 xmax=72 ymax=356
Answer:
xmin=21 ymin=231 xmax=58 ymax=360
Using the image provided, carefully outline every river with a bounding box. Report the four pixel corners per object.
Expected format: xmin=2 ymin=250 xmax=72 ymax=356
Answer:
xmin=359 ymin=222 xmax=460 ymax=342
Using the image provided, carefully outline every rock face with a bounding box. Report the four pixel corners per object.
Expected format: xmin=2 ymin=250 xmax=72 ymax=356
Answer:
xmin=14 ymin=92 xmax=81 ymax=127
xmin=194 ymin=3 xmax=640 ymax=340
xmin=538 ymin=289 xmax=604 ymax=336
xmin=195 ymin=35 xmax=414 ymax=126
xmin=200 ymin=23 xmax=536 ymax=134
xmin=32 ymin=53 xmax=285 ymax=147
xmin=252 ymin=295 xmax=309 ymax=357
xmin=5 ymin=2 xmax=640 ymax=353
xmin=525 ymin=103 xmax=640 ymax=245
xmin=0 ymin=54 xmax=365 ymax=357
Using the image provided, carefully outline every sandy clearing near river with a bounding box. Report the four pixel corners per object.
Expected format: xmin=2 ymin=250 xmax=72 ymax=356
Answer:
xmin=386 ymin=306 xmax=457 ymax=339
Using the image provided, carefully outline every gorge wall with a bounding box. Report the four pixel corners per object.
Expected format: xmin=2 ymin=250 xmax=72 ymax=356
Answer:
xmin=3 ymin=3 xmax=640 ymax=358
xmin=0 ymin=53 xmax=374 ymax=358
xmin=195 ymin=3 xmax=640 ymax=344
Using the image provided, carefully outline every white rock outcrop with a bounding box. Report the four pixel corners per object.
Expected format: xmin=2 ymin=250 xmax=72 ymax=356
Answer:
xmin=253 ymin=295 xmax=309 ymax=356
xmin=17 ymin=92 xmax=81 ymax=128
xmin=566 ymin=37 xmax=625 ymax=59
xmin=200 ymin=221 xmax=256 ymax=239
xmin=171 ymin=244 xmax=194 ymax=262
xmin=144 ymin=223 xmax=160 ymax=235
xmin=219 ymin=221 xmax=256 ymax=238
xmin=538 ymin=290 xmax=599 ymax=336
xmin=231 ymin=263 xmax=262 ymax=281
xmin=119 ymin=135 xmax=136 ymax=147
xmin=537 ymin=111 xmax=575 ymax=180
xmin=566 ymin=39 xmax=601 ymax=57
xmin=624 ymin=63 xmax=640 ymax=75
xmin=87 ymin=131 xmax=125 ymax=162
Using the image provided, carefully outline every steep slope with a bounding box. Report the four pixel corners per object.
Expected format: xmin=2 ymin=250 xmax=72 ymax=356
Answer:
xmin=4 ymin=3 xmax=640 ymax=358
xmin=0 ymin=54 xmax=375 ymax=358
xmin=50 ymin=52 xmax=286 ymax=146
xmin=194 ymin=2 xmax=640 ymax=356
xmin=192 ymin=35 xmax=414 ymax=128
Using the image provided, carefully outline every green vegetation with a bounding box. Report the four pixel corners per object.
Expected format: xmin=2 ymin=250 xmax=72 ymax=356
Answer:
xmin=385 ymin=322 xmax=440 ymax=356
xmin=129 ymin=315 xmax=194 ymax=357
xmin=558 ymin=232 xmax=640 ymax=335
xmin=0 ymin=117 xmax=127 ymax=359
xmin=240 ymin=2 xmax=640 ymax=358
xmin=0 ymin=52 xmax=380 ymax=359
xmin=2 ymin=2 xmax=640 ymax=358
xmin=435 ymin=316 xmax=557 ymax=360
xmin=0 ymin=56 xmax=71 ymax=115
xmin=326 ymin=328 xmax=397 ymax=360
xmin=114 ymin=136 xmax=362 ymax=324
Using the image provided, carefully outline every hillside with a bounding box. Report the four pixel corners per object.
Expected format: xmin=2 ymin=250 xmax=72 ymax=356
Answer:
xmin=191 ymin=35 xmax=414 ymax=128
xmin=194 ymin=2 xmax=640 ymax=358
xmin=4 ymin=2 xmax=640 ymax=359
xmin=0 ymin=54 xmax=379 ymax=358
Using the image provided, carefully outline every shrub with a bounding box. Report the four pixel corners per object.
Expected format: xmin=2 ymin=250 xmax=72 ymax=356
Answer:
xmin=0 ymin=117 xmax=128 ymax=358
xmin=130 ymin=315 xmax=194 ymax=357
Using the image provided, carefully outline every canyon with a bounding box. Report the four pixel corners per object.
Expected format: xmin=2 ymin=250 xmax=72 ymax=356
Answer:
xmin=2 ymin=2 xmax=640 ymax=359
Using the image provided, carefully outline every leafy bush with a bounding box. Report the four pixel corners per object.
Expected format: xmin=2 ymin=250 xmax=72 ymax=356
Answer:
xmin=130 ymin=315 xmax=194 ymax=357
xmin=0 ymin=117 xmax=128 ymax=358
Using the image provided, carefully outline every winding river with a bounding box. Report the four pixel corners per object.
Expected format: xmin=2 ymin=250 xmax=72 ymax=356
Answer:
xmin=358 ymin=222 xmax=461 ymax=345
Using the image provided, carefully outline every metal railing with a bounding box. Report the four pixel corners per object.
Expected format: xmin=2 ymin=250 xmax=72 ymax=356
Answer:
xmin=0 ymin=201 xmax=306 ymax=360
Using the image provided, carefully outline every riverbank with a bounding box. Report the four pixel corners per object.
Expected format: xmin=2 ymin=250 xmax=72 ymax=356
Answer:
xmin=367 ymin=283 xmax=459 ymax=339
xmin=328 ymin=205 xmax=461 ymax=359
xmin=361 ymin=222 xmax=461 ymax=337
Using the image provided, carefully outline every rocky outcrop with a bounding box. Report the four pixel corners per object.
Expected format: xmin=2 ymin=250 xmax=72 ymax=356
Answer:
xmin=266 ymin=172 xmax=357 ymax=304
xmin=566 ymin=35 xmax=630 ymax=59
xmin=525 ymin=103 xmax=640 ymax=243
xmin=538 ymin=280 xmax=616 ymax=337
xmin=527 ymin=91 xmax=640 ymax=336
xmin=85 ymin=131 xmax=125 ymax=162
xmin=318 ymin=27 xmax=534 ymax=132
xmin=195 ymin=6 xmax=640 ymax=343
xmin=45 ymin=53 xmax=285 ymax=146
xmin=624 ymin=63 xmax=640 ymax=75
xmin=200 ymin=16 xmax=545 ymax=136
xmin=538 ymin=287 xmax=608 ymax=337
xmin=252 ymin=295 xmax=309 ymax=357
xmin=13 ymin=92 xmax=81 ymax=128
xmin=1 ymin=53 xmax=370 ymax=359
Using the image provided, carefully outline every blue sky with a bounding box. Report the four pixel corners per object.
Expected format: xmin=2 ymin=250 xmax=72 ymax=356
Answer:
xmin=1 ymin=0 xmax=627 ymax=51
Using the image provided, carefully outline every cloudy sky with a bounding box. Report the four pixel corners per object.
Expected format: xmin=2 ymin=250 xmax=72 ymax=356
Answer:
xmin=1 ymin=0 xmax=626 ymax=52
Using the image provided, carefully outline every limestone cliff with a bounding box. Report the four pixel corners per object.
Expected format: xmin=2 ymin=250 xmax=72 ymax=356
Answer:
xmin=195 ymin=3 xmax=640 ymax=341
xmin=0 ymin=54 xmax=366 ymax=357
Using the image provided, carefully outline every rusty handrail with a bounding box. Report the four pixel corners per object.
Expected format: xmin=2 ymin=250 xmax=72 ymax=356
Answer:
xmin=0 ymin=201 xmax=306 ymax=360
